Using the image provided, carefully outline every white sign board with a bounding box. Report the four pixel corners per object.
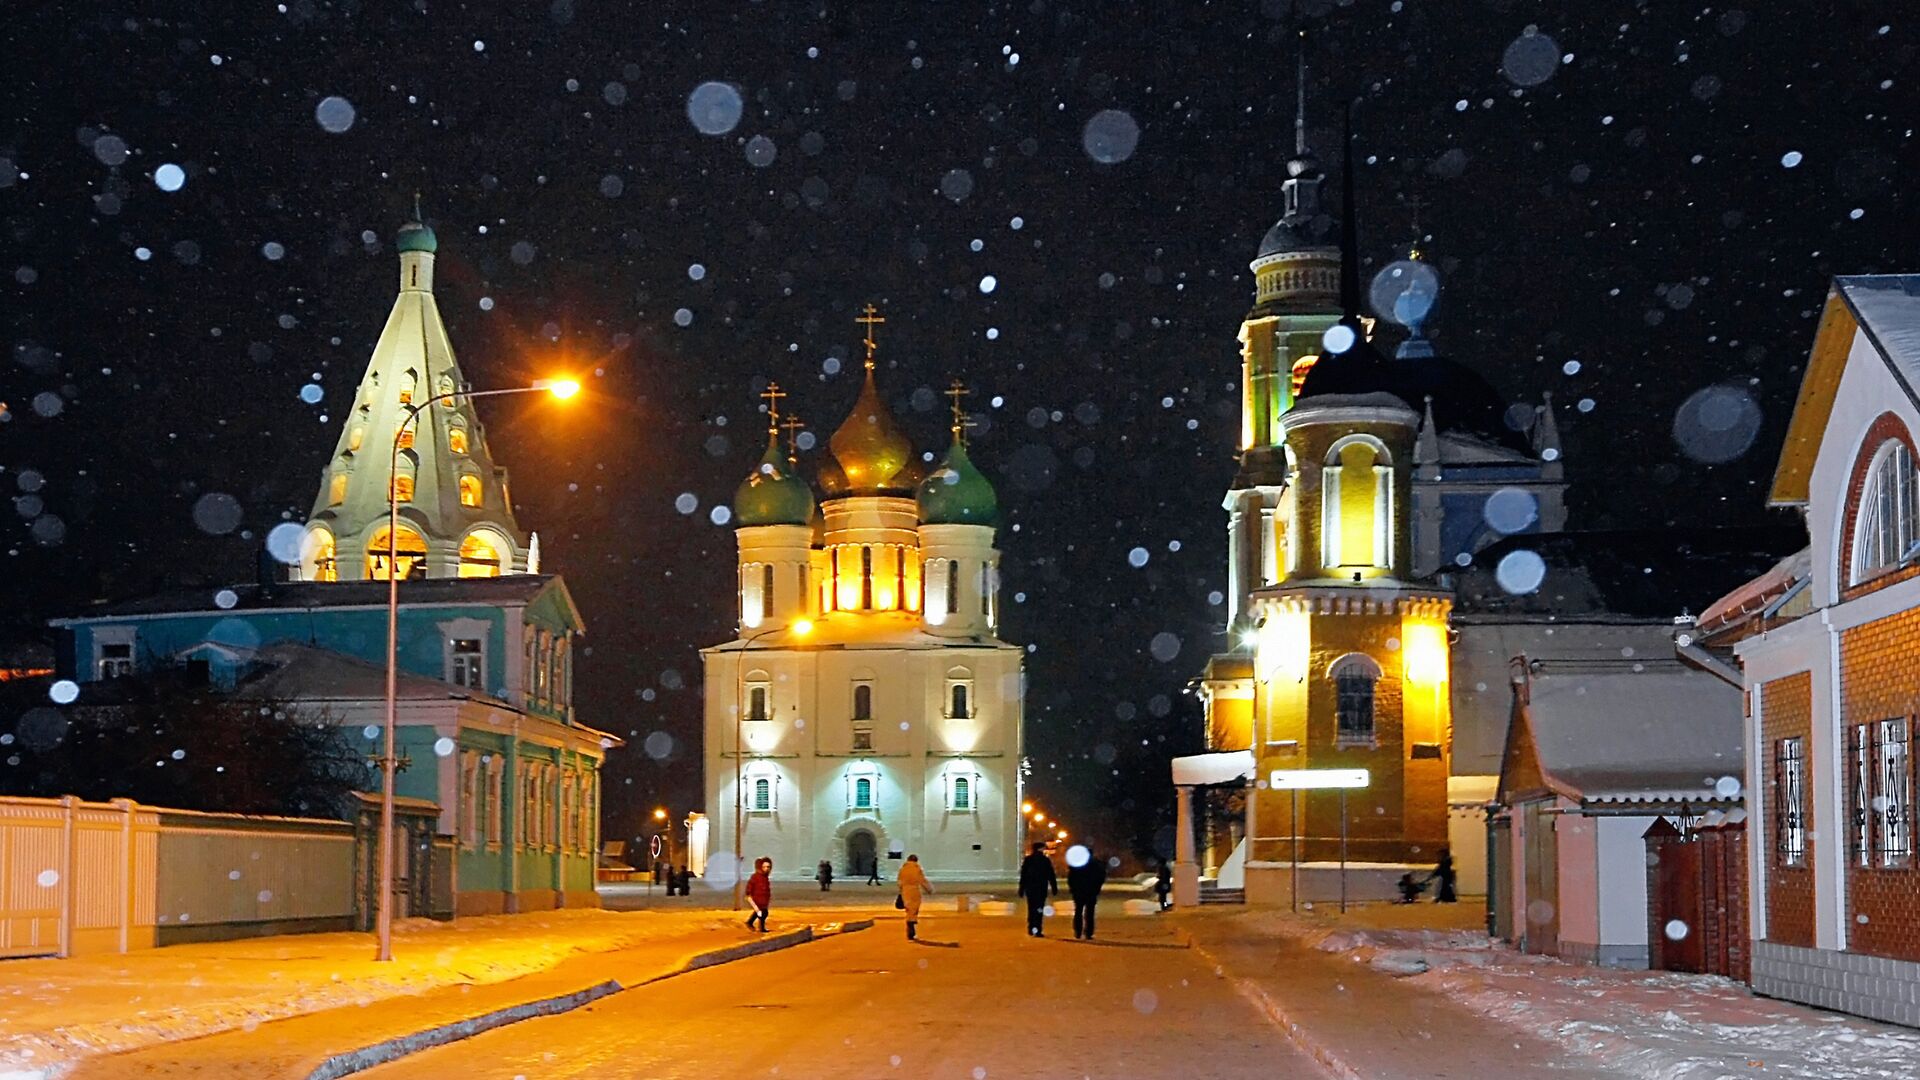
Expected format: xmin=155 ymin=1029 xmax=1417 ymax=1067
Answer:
xmin=1269 ymin=768 xmax=1369 ymax=790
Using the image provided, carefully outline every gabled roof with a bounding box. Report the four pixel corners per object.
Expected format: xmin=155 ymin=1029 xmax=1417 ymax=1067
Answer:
xmin=1770 ymin=275 xmax=1920 ymax=507
xmin=1499 ymin=658 xmax=1743 ymax=807
xmin=55 ymin=575 xmax=570 ymax=622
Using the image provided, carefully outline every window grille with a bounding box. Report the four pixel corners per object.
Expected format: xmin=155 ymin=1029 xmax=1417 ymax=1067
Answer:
xmin=952 ymin=776 xmax=972 ymax=812
xmin=947 ymin=560 xmax=959 ymax=615
xmin=747 ymin=684 xmax=769 ymax=721
xmin=950 ymin=682 xmax=971 ymax=719
xmin=1849 ymin=724 xmax=1872 ymax=867
xmin=1877 ymin=718 xmax=1913 ymax=865
xmin=853 ymin=776 xmax=874 ymax=810
xmin=753 ymin=777 xmax=773 ymax=812
xmin=1777 ymin=737 xmax=1806 ymax=866
xmin=761 ymin=563 xmax=775 ymax=623
xmin=1329 ymin=654 xmax=1381 ymax=745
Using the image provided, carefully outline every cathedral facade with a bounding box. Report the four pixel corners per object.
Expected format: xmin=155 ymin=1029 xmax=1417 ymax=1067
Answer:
xmin=701 ymin=321 xmax=1024 ymax=884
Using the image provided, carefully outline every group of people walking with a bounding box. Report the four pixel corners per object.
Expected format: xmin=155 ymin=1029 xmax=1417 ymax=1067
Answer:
xmin=1019 ymin=842 xmax=1111 ymax=938
xmin=742 ymin=853 xmax=935 ymax=939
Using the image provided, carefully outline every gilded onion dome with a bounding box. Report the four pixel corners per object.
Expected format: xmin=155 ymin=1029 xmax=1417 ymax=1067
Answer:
xmin=917 ymin=440 xmax=999 ymax=526
xmin=734 ymin=433 xmax=815 ymax=527
xmin=823 ymin=303 xmax=917 ymax=496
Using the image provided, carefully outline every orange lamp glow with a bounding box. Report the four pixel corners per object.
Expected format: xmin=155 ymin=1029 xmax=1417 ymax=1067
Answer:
xmin=534 ymin=377 xmax=582 ymax=400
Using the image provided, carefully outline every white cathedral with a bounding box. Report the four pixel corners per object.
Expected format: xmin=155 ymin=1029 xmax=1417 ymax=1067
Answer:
xmin=701 ymin=314 xmax=1025 ymax=884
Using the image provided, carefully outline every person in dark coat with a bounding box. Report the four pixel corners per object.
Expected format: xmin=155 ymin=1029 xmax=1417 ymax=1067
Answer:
xmin=1067 ymin=850 xmax=1108 ymax=940
xmin=744 ymin=857 xmax=773 ymax=932
xmin=1016 ymin=842 xmax=1058 ymax=937
xmin=1432 ymin=847 xmax=1458 ymax=903
xmin=866 ymin=857 xmax=882 ymax=886
xmin=1154 ymin=860 xmax=1173 ymax=911
xmin=816 ymin=859 xmax=834 ymax=892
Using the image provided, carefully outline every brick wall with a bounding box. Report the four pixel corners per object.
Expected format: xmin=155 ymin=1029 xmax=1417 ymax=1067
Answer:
xmin=1839 ymin=609 xmax=1920 ymax=962
xmin=1760 ymin=673 xmax=1816 ymax=948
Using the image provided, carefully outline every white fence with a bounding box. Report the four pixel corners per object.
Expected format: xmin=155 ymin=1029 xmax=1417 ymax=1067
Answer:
xmin=0 ymin=795 xmax=356 ymax=958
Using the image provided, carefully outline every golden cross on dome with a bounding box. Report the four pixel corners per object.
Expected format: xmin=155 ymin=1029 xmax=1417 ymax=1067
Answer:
xmin=413 ymin=190 xmax=423 ymax=222
xmin=856 ymin=303 xmax=886 ymax=372
xmin=782 ymin=414 xmax=806 ymax=455
xmin=946 ymin=379 xmax=976 ymax=446
xmin=760 ymin=381 xmax=786 ymax=436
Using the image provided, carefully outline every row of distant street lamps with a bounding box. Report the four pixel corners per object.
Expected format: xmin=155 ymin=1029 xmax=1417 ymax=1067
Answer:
xmin=1022 ymin=801 xmax=1069 ymax=846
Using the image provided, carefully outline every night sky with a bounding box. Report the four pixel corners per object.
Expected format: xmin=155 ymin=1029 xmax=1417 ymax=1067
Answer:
xmin=3 ymin=2 xmax=1914 ymax=853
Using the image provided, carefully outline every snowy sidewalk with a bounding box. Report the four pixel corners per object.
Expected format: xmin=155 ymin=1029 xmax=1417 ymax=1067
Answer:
xmin=1184 ymin=903 xmax=1920 ymax=1079
xmin=0 ymin=907 xmax=838 ymax=1078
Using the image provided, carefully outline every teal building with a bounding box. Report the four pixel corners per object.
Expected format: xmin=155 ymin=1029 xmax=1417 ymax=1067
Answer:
xmin=51 ymin=216 xmax=611 ymax=915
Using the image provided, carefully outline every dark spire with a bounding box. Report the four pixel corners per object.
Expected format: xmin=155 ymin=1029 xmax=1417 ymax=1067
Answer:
xmin=1338 ymin=100 xmax=1361 ymax=320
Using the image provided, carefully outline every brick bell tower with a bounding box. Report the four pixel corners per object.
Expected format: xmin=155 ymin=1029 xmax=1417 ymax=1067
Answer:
xmin=1238 ymin=104 xmax=1453 ymax=875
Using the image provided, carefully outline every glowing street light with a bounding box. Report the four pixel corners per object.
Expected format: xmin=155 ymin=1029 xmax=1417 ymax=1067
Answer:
xmin=375 ymin=376 xmax=580 ymax=963
xmin=1021 ymin=801 xmax=1034 ymax=814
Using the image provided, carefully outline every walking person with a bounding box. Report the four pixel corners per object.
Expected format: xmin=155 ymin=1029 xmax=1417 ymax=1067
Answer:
xmin=1431 ymin=847 xmax=1458 ymax=904
xmin=1067 ymin=849 xmax=1108 ymax=940
xmin=866 ymin=856 xmax=882 ymax=886
xmin=1154 ymin=859 xmax=1173 ymax=911
xmin=896 ymin=853 xmax=934 ymax=940
xmin=816 ymin=859 xmax=834 ymax=892
xmin=1017 ymin=842 xmax=1057 ymax=937
xmin=744 ymin=857 xmax=772 ymax=932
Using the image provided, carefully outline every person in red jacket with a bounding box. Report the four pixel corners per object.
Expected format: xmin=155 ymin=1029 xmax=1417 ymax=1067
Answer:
xmin=744 ymin=857 xmax=773 ymax=932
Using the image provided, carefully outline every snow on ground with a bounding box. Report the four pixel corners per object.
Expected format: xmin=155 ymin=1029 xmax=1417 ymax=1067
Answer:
xmin=0 ymin=908 xmax=730 ymax=1079
xmin=1275 ymin=907 xmax=1920 ymax=1080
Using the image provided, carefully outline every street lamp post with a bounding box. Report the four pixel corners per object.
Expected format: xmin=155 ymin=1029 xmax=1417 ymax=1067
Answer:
xmin=375 ymin=377 xmax=579 ymax=962
xmin=732 ymin=618 xmax=812 ymax=910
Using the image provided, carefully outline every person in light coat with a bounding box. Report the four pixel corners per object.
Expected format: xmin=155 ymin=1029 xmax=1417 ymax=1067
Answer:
xmin=897 ymin=853 xmax=934 ymax=940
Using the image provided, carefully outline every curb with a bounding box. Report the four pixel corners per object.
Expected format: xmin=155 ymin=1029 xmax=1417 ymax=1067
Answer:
xmin=304 ymin=926 xmax=819 ymax=1080
xmin=1179 ymin=927 xmax=1364 ymax=1080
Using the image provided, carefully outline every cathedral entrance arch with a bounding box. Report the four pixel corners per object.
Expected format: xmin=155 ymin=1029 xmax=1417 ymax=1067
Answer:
xmin=846 ymin=830 xmax=877 ymax=879
xmin=835 ymin=816 xmax=887 ymax=880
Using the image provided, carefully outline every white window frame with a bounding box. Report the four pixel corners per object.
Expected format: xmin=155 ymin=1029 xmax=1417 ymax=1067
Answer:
xmin=946 ymin=669 xmax=975 ymax=720
xmin=946 ymin=770 xmax=981 ymax=813
xmin=749 ymin=772 xmax=779 ymax=814
xmin=94 ymin=626 xmax=137 ymax=680
xmin=1850 ymin=440 xmax=1920 ymax=584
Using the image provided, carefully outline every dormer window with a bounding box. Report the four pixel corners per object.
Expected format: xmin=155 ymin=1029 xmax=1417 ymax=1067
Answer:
xmin=449 ymin=427 xmax=469 ymax=454
xmin=1850 ymin=440 xmax=1919 ymax=585
xmin=459 ymin=474 xmax=483 ymax=508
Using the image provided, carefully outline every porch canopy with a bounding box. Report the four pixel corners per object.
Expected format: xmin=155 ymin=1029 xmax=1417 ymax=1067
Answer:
xmin=1170 ymin=749 xmax=1255 ymax=787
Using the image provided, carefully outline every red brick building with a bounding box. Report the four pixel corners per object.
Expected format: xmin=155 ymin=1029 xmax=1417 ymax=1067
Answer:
xmin=1704 ymin=275 xmax=1920 ymax=1026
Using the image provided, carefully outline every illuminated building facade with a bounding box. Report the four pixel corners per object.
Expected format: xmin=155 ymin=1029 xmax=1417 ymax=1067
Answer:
xmin=701 ymin=316 xmax=1024 ymax=884
xmin=1183 ymin=95 xmax=1568 ymax=905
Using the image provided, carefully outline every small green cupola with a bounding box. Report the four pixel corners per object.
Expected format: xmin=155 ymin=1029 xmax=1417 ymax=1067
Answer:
xmin=734 ymin=383 xmax=815 ymax=527
xmin=917 ymin=380 xmax=999 ymax=526
xmin=396 ymin=219 xmax=437 ymax=254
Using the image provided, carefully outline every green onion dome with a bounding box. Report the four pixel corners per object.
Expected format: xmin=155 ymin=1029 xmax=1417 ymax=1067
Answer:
xmin=916 ymin=441 xmax=999 ymax=526
xmin=396 ymin=220 xmax=438 ymax=254
xmin=734 ymin=436 xmax=815 ymax=526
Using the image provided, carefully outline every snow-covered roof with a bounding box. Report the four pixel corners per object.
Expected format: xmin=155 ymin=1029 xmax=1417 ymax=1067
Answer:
xmin=1696 ymin=547 xmax=1811 ymax=637
xmin=1170 ymin=749 xmax=1255 ymax=786
xmin=1839 ymin=275 xmax=1920 ymax=389
xmin=1504 ymin=658 xmax=1743 ymax=806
